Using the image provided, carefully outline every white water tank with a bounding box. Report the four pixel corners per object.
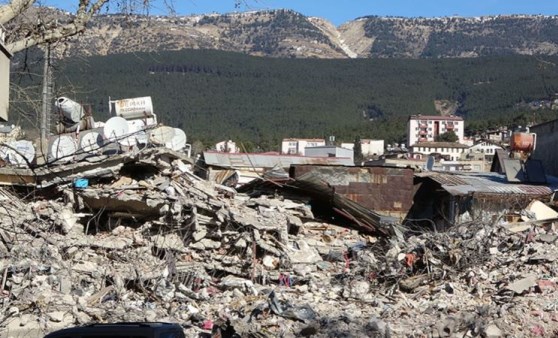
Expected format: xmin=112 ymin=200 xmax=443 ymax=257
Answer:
xmin=112 ymin=96 xmax=154 ymax=120
xmin=56 ymin=97 xmax=84 ymax=124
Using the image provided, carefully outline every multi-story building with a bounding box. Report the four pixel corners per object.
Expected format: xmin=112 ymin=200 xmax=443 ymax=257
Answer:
xmin=280 ymin=138 xmax=325 ymax=155
xmin=409 ymin=142 xmax=469 ymax=161
xmin=407 ymin=115 xmax=464 ymax=147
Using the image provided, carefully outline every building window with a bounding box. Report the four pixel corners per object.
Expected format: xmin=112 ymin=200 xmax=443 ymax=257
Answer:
xmin=415 ymin=127 xmax=419 ymax=131
xmin=428 ymin=121 xmax=432 ymax=124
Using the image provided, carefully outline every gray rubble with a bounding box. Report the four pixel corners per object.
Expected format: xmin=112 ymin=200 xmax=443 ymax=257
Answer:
xmin=0 ymin=150 xmax=558 ymax=337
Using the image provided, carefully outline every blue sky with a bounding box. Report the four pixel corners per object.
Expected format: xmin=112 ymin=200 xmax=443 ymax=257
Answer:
xmin=48 ymin=0 xmax=558 ymax=26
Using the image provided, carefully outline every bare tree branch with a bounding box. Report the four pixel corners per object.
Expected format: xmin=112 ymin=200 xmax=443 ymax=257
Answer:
xmin=6 ymin=0 xmax=110 ymax=53
xmin=0 ymin=0 xmax=35 ymax=25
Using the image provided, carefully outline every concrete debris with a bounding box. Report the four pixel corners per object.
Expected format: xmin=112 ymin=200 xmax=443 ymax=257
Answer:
xmin=1 ymin=149 xmax=558 ymax=337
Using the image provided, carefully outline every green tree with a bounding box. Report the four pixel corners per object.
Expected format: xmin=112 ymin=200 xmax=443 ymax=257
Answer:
xmin=435 ymin=131 xmax=459 ymax=142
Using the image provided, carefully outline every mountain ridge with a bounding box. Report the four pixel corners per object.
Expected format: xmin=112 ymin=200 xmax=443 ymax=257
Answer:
xmin=28 ymin=8 xmax=558 ymax=59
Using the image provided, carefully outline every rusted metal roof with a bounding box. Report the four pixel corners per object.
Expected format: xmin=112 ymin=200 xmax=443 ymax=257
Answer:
xmin=203 ymin=151 xmax=354 ymax=169
xmin=416 ymin=171 xmax=553 ymax=196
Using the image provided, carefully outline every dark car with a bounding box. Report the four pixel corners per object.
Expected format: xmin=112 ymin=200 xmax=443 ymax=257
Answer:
xmin=43 ymin=322 xmax=185 ymax=338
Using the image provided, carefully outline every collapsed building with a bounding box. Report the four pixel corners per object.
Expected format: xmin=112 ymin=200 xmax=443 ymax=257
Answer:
xmin=1 ymin=110 xmax=558 ymax=336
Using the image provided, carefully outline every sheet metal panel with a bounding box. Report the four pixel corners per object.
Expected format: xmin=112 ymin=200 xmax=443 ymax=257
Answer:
xmin=418 ymin=171 xmax=552 ymax=196
xmin=203 ymin=151 xmax=354 ymax=169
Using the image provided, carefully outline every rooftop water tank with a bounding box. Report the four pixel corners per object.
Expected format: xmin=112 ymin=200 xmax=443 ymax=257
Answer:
xmin=55 ymin=97 xmax=84 ymax=124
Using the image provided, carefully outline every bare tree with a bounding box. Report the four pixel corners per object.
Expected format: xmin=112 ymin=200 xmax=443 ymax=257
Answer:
xmin=0 ymin=0 xmax=153 ymax=54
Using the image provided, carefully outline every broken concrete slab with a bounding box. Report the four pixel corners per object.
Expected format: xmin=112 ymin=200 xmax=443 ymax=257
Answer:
xmin=506 ymin=275 xmax=537 ymax=294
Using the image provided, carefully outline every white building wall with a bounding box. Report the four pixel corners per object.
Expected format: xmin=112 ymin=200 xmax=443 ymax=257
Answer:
xmin=305 ymin=146 xmax=354 ymax=162
xmin=340 ymin=140 xmax=384 ymax=156
xmin=411 ymin=144 xmax=467 ymax=161
xmin=467 ymin=142 xmax=503 ymax=155
xmin=341 ymin=142 xmax=354 ymax=150
xmin=361 ymin=139 xmax=384 ymax=156
xmin=281 ymin=139 xmax=325 ymax=155
xmin=215 ymin=140 xmax=239 ymax=153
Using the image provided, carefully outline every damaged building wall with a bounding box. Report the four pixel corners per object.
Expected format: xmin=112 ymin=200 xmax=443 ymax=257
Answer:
xmin=290 ymin=165 xmax=414 ymax=220
xmin=463 ymin=193 xmax=550 ymax=224
xmin=408 ymin=175 xmax=553 ymax=228
xmin=531 ymin=119 xmax=558 ymax=177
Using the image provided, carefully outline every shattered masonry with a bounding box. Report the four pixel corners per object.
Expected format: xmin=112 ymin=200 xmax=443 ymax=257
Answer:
xmin=1 ymin=148 xmax=558 ymax=337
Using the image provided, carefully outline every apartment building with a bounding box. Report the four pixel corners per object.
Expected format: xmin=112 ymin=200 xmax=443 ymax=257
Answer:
xmin=407 ymin=115 xmax=464 ymax=147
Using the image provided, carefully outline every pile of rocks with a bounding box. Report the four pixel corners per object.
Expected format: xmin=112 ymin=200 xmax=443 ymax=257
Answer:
xmin=1 ymin=152 xmax=558 ymax=337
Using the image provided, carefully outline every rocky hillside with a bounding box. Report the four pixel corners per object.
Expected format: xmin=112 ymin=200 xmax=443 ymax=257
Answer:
xmin=10 ymin=7 xmax=558 ymax=59
xmin=55 ymin=11 xmax=558 ymax=59
xmin=59 ymin=9 xmax=348 ymax=59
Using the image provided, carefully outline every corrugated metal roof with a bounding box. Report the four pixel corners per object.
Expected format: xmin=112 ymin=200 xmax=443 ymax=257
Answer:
xmin=417 ymin=171 xmax=553 ymax=196
xmin=203 ymin=151 xmax=354 ymax=169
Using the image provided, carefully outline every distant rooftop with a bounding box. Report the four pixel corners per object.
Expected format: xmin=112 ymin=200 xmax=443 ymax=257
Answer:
xmin=282 ymin=138 xmax=325 ymax=142
xmin=410 ymin=142 xmax=469 ymax=148
xmin=416 ymin=171 xmax=554 ymax=196
xmin=409 ymin=115 xmax=463 ymax=121
xmin=203 ymin=151 xmax=353 ymax=168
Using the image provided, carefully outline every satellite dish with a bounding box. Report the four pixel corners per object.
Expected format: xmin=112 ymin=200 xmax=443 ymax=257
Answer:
xmin=0 ymin=141 xmax=35 ymax=167
xmin=103 ymin=116 xmax=129 ymax=142
xmin=149 ymin=126 xmax=175 ymax=146
xmin=79 ymin=129 xmax=104 ymax=152
xmin=14 ymin=140 xmax=35 ymax=164
xmin=50 ymin=135 xmax=77 ymax=163
xmin=166 ymin=128 xmax=187 ymax=151
xmin=135 ymin=131 xmax=148 ymax=145
xmin=104 ymin=116 xmax=136 ymax=147
xmin=426 ymin=155 xmax=435 ymax=171
xmin=127 ymin=119 xmax=146 ymax=133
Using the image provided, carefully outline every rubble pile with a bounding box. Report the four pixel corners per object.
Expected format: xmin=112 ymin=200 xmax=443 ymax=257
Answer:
xmin=1 ymin=152 xmax=558 ymax=337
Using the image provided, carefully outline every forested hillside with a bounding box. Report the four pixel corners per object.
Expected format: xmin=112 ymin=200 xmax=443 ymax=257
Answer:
xmin=11 ymin=49 xmax=558 ymax=150
xmin=355 ymin=16 xmax=558 ymax=58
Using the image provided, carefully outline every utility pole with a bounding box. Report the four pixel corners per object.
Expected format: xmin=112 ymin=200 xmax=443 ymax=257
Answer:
xmin=40 ymin=44 xmax=53 ymax=160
